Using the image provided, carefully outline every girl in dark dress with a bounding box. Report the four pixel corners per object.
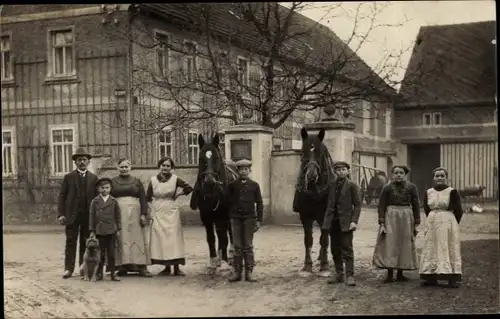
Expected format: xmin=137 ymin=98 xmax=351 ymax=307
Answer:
xmin=372 ymin=165 xmax=420 ymax=283
xmin=419 ymin=167 xmax=463 ymax=288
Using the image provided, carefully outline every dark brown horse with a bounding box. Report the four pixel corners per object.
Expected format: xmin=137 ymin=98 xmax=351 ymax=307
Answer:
xmin=292 ymin=127 xmax=337 ymax=277
xmin=190 ymin=134 xmax=237 ymax=272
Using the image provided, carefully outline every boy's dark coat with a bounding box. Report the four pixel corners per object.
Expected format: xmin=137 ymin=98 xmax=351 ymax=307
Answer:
xmin=89 ymin=196 xmax=122 ymax=235
xmin=322 ymin=179 xmax=362 ymax=232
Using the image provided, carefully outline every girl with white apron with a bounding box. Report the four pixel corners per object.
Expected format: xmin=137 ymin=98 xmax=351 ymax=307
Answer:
xmin=146 ymin=157 xmax=193 ymax=276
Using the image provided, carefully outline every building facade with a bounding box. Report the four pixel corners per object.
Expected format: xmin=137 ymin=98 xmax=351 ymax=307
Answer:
xmin=395 ymin=21 xmax=498 ymax=199
xmin=1 ymin=4 xmax=398 ymax=223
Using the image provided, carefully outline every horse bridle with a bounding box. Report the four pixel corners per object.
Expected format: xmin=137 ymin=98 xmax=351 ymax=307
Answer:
xmin=304 ymin=161 xmax=321 ymax=186
xmin=296 ymin=145 xmax=334 ymax=195
xmin=199 ymin=155 xmax=224 ymax=212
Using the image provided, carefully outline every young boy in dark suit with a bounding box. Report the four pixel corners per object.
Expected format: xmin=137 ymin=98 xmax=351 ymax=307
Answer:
xmin=89 ymin=177 xmax=122 ymax=281
xmin=227 ymin=159 xmax=263 ymax=282
xmin=322 ymin=161 xmax=361 ymax=286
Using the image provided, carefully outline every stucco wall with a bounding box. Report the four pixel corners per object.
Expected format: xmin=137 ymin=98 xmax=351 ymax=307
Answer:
xmin=269 ymin=150 xmax=302 ymax=225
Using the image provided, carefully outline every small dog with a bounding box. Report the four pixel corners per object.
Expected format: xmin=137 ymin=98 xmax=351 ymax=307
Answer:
xmin=81 ymin=236 xmax=101 ymax=282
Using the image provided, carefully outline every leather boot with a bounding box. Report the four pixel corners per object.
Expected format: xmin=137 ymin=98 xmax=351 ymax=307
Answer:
xmin=245 ymin=267 xmax=257 ymax=282
xmin=62 ymin=270 xmax=72 ymax=279
xmin=346 ymin=276 xmax=356 ymax=286
xmin=228 ymin=256 xmax=243 ymax=282
xmin=327 ymin=272 xmax=344 ymax=284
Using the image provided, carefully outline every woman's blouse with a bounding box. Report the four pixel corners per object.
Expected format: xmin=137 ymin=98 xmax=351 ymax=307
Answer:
xmin=146 ymin=173 xmax=193 ymax=202
xmin=111 ymin=175 xmax=147 ymax=216
xmin=377 ymin=181 xmax=421 ymax=224
xmin=423 ymin=184 xmax=463 ymax=223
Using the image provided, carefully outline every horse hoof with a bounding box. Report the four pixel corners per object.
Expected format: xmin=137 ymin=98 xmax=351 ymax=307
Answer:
xmin=318 ymin=271 xmax=331 ymax=278
xmin=299 ymin=270 xmax=312 ymax=277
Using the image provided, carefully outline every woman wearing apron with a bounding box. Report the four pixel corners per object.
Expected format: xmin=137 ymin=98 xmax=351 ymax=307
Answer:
xmin=110 ymin=158 xmax=152 ymax=277
xmin=372 ymin=165 xmax=421 ymax=283
xmin=419 ymin=167 xmax=463 ymax=288
xmin=147 ymin=156 xmax=193 ymax=276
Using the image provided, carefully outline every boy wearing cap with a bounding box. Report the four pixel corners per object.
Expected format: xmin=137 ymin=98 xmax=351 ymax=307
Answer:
xmin=322 ymin=161 xmax=361 ymax=286
xmin=89 ymin=177 xmax=122 ymax=281
xmin=227 ymin=159 xmax=263 ymax=282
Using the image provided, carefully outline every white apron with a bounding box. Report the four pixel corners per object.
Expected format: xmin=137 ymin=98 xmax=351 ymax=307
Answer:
xmin=419 ymin=187 xmax=462 ymax=276
xmin=149 ymin=175 xmax=185 ymax=261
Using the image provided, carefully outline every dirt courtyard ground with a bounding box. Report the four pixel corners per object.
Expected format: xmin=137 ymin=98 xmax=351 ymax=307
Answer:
xmin=3 ymin=209 xmax=499 ymax=317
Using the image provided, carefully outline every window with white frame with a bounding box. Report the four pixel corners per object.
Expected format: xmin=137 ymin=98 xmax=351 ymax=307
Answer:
xmin=1 ymin=34 xmax=13 ymax=81
xmin=422 ymin=112 xmax=442 ymax=127
xmin=237 ymin=57 xmax=249 ymax=92
xmin=49 ymin=124 xmax=77 ymax=176
xmin=159 ymin=126 xmax=173 ymax=159
xmin=48 ymin=28 xmax=75 ymax=77
xmin=155 ymin=31 xmax=170 ymax=78
xmin=187 ymin=130 xmax=199 ymax=165
xmin=2 ymin=127 xmax=17 ymax=177
xmin=184 ymin=41 xmax=197 ymax=82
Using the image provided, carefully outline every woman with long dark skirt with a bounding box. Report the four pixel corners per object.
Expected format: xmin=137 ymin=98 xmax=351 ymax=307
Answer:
xmin=372 ymin=165 xmax=420 ymax=283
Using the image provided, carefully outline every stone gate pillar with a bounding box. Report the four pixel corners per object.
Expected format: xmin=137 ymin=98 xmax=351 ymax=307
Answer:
xmin=303 ymin=121 xmax=355 ymax=164
xmin=223 ymin=124 xmax=274 ymax=222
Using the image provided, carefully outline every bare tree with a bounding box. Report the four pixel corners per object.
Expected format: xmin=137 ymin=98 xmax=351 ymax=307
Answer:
xmin=103 ymin=2 xmax=433 ymax=134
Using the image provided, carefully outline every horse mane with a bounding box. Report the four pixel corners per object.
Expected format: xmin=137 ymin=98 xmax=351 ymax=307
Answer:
xmin=296 ymin=139 xmax=336 ymax=197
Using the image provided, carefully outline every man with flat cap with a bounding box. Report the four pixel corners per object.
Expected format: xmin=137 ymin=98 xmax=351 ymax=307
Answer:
xmin=58 ymin=147 xmax=98 ymax=279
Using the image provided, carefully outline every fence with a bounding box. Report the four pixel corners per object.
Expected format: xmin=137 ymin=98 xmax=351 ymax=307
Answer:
xmin=2 ymin=48 xmax=129 ymax=188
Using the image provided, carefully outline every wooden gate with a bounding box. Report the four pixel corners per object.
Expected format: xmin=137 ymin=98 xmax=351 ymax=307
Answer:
xmin=441 ymin=142 xmax=498 ymax=199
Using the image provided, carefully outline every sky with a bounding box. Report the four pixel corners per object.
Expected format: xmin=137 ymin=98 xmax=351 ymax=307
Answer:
xmin=296 ymin=1 xmax=496 ymax=89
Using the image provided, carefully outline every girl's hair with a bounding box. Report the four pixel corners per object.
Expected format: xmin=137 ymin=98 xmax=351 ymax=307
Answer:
xmin=117 ymin=158 xmax=131 ymax=166
xmin=158 ymin=156 xmax=175 ymax=168
xmin=432 ymin=167 xmax=448 ymax=177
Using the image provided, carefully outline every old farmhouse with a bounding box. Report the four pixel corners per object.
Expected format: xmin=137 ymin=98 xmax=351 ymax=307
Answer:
xmin=395 ymin=21 xmax=498 ymax=199
xmin=2 ymin=4 xmax=398 ymax=223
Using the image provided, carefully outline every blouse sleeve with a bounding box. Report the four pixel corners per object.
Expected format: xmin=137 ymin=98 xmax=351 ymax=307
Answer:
xmin=410 ymin=184 xmax=421 ymax=225
xmin=146 ymin=181 xmax=153 ymax=202
xmin=423 ymin=189 xmax=431 ymax=216
xmin=176 ymin=177 xmax=193 ymax=195
xmin=449 ymin=189 xmax=464 ymax=224
xmin=137 ymin=178 xmax=147 ymax=216
xmin=377 ymin=185 xmax=390 ymax=224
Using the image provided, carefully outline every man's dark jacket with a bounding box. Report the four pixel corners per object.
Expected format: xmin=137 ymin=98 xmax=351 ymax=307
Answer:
xmin=58 ymin=170 xmax=98 ymax=225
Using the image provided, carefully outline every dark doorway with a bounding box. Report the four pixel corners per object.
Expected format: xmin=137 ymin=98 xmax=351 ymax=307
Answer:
xmin=408 ymin=144 xmax=441 ymax=200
